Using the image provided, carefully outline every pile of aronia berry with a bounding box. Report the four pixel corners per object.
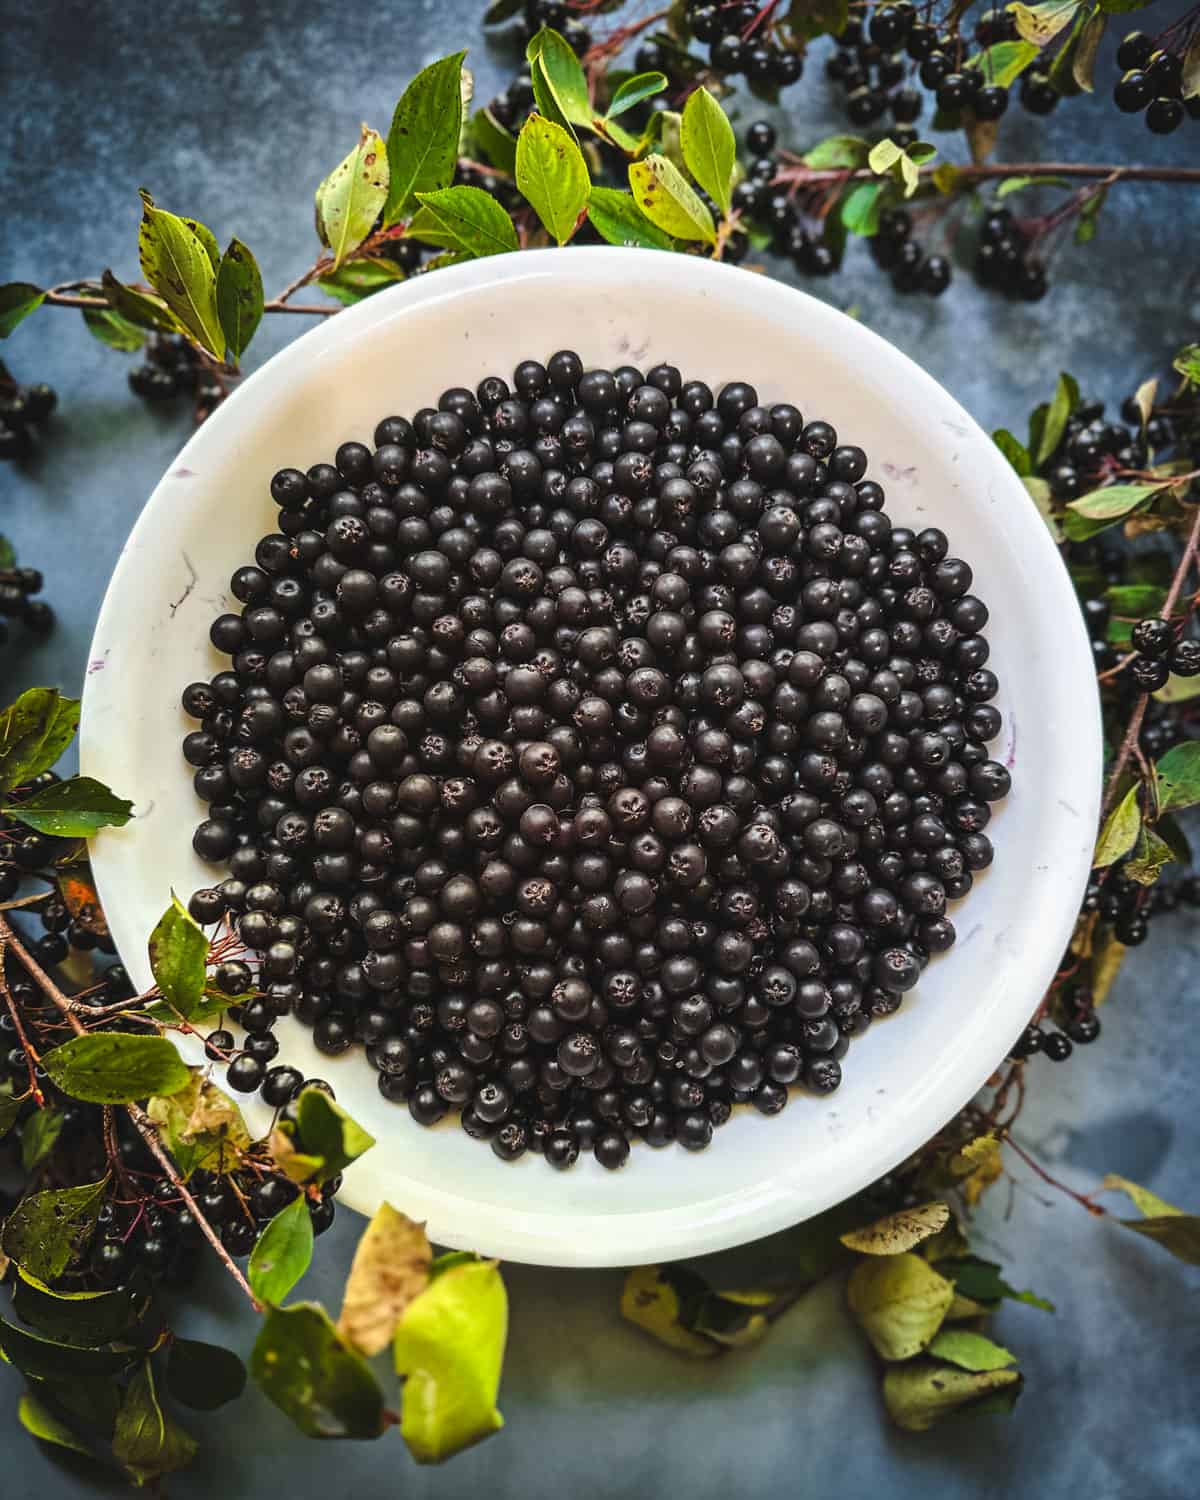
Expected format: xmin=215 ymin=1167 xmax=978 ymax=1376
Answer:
xmin=182 ymin=353 xmax=1009 ymax=1171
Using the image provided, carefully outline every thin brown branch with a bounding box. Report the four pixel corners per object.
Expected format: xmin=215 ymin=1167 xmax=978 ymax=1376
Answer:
xmin=1005 ymin=1135 xmax=1107 ymax=1216
xmin=126 ymin=1102 xmax=262 ymax=1310
xmin=261 ymin=299 xmax=339 ymax=316
xmin=0 ymin=941 xmax=45 ymax=1106
xmin=773 ymin=159 xmax=1200 ymax=189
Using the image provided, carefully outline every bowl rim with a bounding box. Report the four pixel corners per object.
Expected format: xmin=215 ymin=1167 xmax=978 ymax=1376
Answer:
xmin=81 ymin=247 xmax=1103 ymax=1265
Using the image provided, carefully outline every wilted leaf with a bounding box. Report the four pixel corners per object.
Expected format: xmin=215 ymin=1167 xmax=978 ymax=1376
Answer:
xmin=628 ymin=154 xmax=715 ymax=244
xmin=166 ymin=1338 xmax=248 ymax=1411
xmin=680 ymin=86 xmax=735 ymax=216
xmin=883 ymin=1360 xmax=1022 ymax=1430
xmin=621 ymin=1265 xmax=720 ymax=1356
xmin=1008 ymin=0 xmax=1081 ymax=46
xmin=337 ymin=1203 xmax=431 ymax=1356
xmin=1102 ymin=1174 xmax=1200 ymax=1263
xmin=6 ymin=775 xmax=133 ymax=837
xmin=1072 ymin=9 xmax=1107 ymax=89
xmin=842 ymin=1202 xmax=951 ymax=1256
xmin=146 ymin=1070 xmax=249 ymax=1179
xmin=384 ymin=51 xmax=467 ymax=225
xmin=2 ymin=1177 xmax=108 ymax=1280
xmin=394 ymin=1260 xmax=507 ymax=1463
xmin=58 ymin=866 xmax=109 ymax=937
xmin=147 ymin=896 xmax=208 ymax=1020
xmin=1093 ymin=784 xmax=1141 ymax=867
xmin=137 ymin=192 xmax=224 ymax=358
xmin=315 ymin=126 xmax=389 ymax=270
xmin=950 ymin=1135 xmax=1004 ymax=1207
xmin=1124 ymin=824 xmax=1176 ymax=885
xmin=42 ymin=1033 xmax=190 ymax=1105
xmin=248 ymin=1195 xmax=313 ymax=1306
xmin=113 ymin=1361 xmax=198 ymax=1485
xmin=0 ymin=689 xmax=81 ymax=794
xmin=251 ymin=1303 xmax=385 ymax=1440
xmin=928 ymin=1328 xmax=1016 ymax=1371
xmin=846 ymin=1253 xmax=955 ymax=1361
xmin=268 ymin=1126 xmax=326 ymax=1186
xmin=515 ymin=115 xmax=589 ymax=245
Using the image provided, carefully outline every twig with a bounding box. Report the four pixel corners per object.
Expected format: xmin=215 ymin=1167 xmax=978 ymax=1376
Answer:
xmin=773 ymin=159 xmax=1200 ymax=189
xmin=1005 ymin=1135 xmax=1107 ymax=1216
xmin=261 ymin=300 xmax=339 ymax=316
xmin=126 ymin=1103 xmax=262 ymax=1311
xmin=0 ymin=941 xmax=45 ymax=1106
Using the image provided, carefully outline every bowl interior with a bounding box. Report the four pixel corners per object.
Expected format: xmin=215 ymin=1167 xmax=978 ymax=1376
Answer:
xmin=81 ymin=249 xmax=1101 ymax=1266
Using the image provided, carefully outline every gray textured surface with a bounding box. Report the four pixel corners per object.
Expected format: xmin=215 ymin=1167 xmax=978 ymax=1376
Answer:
xmin=2 ymin=2 xmax=1199 ymax=1496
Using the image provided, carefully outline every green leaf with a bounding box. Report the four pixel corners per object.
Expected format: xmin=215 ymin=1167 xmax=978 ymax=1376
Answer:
xmin=801 ymin=134 xmax=869 ymax=168
xmin=113 ymin=1361 xmax=198 ymax=1486
xmin=995 ymin=174 xmax=1070 ymax=198
xmin=0 ymin=1081 xmax=19 ymax=1138
xmin=1104 ymin=583 xmax=1164 ymax=618
xmin=215 ymin=239 xmax=263 ymax=361
xmin=1124 ymin=824 xmax=1176 ymax=886
xmin=1036 ymin=370 xmax=1080 ymax=465
xmin=14 ymin=1268 xmax=144 ymax=1345
xmin=317 ymin=258 xmax=406 ymax=306
xmin=39 ymin=1376 xmax=121 ymax=1437
xmin=628 ymin=154 xmax=715 ymax=244
xmin=680 ymin=86 xmax=735 ymax=216
xmin=1173 ymin=344 xmax=1200 ymax=385
xmin=180 ymin=218 xmax=220 ymax=271
xmin=166 ymin=1338 xmax=248 ymax=1411
xmin=20 ymin=1108 xmax=64 ymax=1171
xmin=1075 ymin=184 xmax=1107 ymax=243
xmin=884 ymin=1360 xmax=1022 ymax=1430
xmin=1067 ymin=480 xmax=1165 ymax=522
xmin=384 ymin=52 xmax=466 ymax=226
xmin=840 ymin=180 xmax=885 ymax=236
xmin=137 ymin=192 xmax=224 ymax=358
xmin=526 ymin=27 xmax=591 ymax=127
xmin=100 ymin=270 xmax=177 ymax=332
xmin=586 ymin=187 xmax=675 ymax=250
xmin=1008 ymin=0 xmax=1081 ymax=46
xmin=147 ymin=896 xmax=208 ymax=1020
xmin=0 ymin=535 xmax=13 ymax=569
xmin=0 ymin=283 xmax=45 ymax=338
xmin=412 ymin=187 xmax=518 ymax=257
xmin=18 ymin=1393 xmax=95 ymax=1459
xmin=470 ymin=108 xmax=518 ymax=175
xmin=1097 ymin=0 xmax=1154 ymax=10
xmin=6 ymin=775 xmax=133 ymax=837
xmin=0 ymin=1318 xmax=135 ymax=1379
xmin=846 ymin=1253 xmax=955 ymax=1361
xmin=993 ymin=428 xmax=1033 ymax=476
xmin=528 ymin=54 xmax=574 ymax=134
xmin=42 ymin=1033 xmax=190 ymax=1105
xmin=1155 ymin=742 xmax=1200 ymax=813
xmin=1094 ymin=785 xmax=1141 ymax=867
xmin=248 ymin=1195 xmax=314 ymax=1306
xmin=941 ymin=1257 xmax=1055 ymax=1312
xmin=337 ymin=1203 xmax=432 ymax=1357
xmin=928 ymin=1329 xmax=1017 ymax=1372
xmin=841 ymin=1202 xmax=951 ymax=1256
xmin=145 ymin=1070 xmax=249 ymax=1179
xmin=1072 ymin=9 xmax=1107 ymax=89
xmin=516 ymin=115 xmax=590 ymax=246
xmin=251 ymin=1303 xmax=385 ymax=1440
xmin=81 ymin=306 xmax=146 ymax=352
xmin=607 ymin=71 xmax=669 ymax=119
xmin=968 ymin=39 xmax=1040 ymax=86
xmin=315 ymin=126 xmax=389 ymax=271
xmin=394 ymin=1259 xmax=507 ymax=1463
xmin=293 ymin=1086 xmax=375 ymax=1182
xmin=1184 ymin=33 xmax=1200 ymax=99
xmin=2 ymin=1177 xmax=108 ymax=1280
xmin=0 ymin=689 xmax=81 ymax=794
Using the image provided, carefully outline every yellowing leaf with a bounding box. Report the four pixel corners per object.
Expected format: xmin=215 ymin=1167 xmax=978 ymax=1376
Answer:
xmin=883 ymin=1360 xmax=1022 ymax=1430
xmin=842 ymin=1201 xmax=951 ymax=1255
xmin=337 ymin=1203 xmax=432 ymax=1356
xmin=315 ymin=126 xmax=389 ymax=270
xmin=847 ymin=1253 xmax=954 ymax=1361
xmin=620 ymin=1266 xmax=719 ymax=1357
xmin=628 ymin=155 xmax=715 ymax=244
xmin=1093 ymin=785 xmax=1140 ymax=867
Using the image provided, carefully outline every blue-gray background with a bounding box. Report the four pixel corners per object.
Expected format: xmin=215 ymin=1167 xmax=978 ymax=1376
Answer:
xmin=2 ymin=2 xmax=1198 ymax=1495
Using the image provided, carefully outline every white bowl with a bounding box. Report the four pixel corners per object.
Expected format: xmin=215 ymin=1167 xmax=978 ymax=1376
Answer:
xmin=81 ymin=248 xmax=1101 ymax=1267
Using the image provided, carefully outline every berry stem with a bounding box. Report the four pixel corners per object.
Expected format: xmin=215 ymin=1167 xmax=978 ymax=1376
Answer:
xmin=773 ymin=159 xmax=1200 ymax=188
xmin=0 ymin=940 xmax=46 ymax=1107
xmin=1004 ymin=1134 xmax=1107 ymax=1217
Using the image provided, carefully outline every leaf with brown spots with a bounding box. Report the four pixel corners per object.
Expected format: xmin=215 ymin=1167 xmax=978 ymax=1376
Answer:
xmin=315 ymin=126 xmax=390 ymax=271
xmin=336 ymin=1203 xmax=432 ymax=1356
